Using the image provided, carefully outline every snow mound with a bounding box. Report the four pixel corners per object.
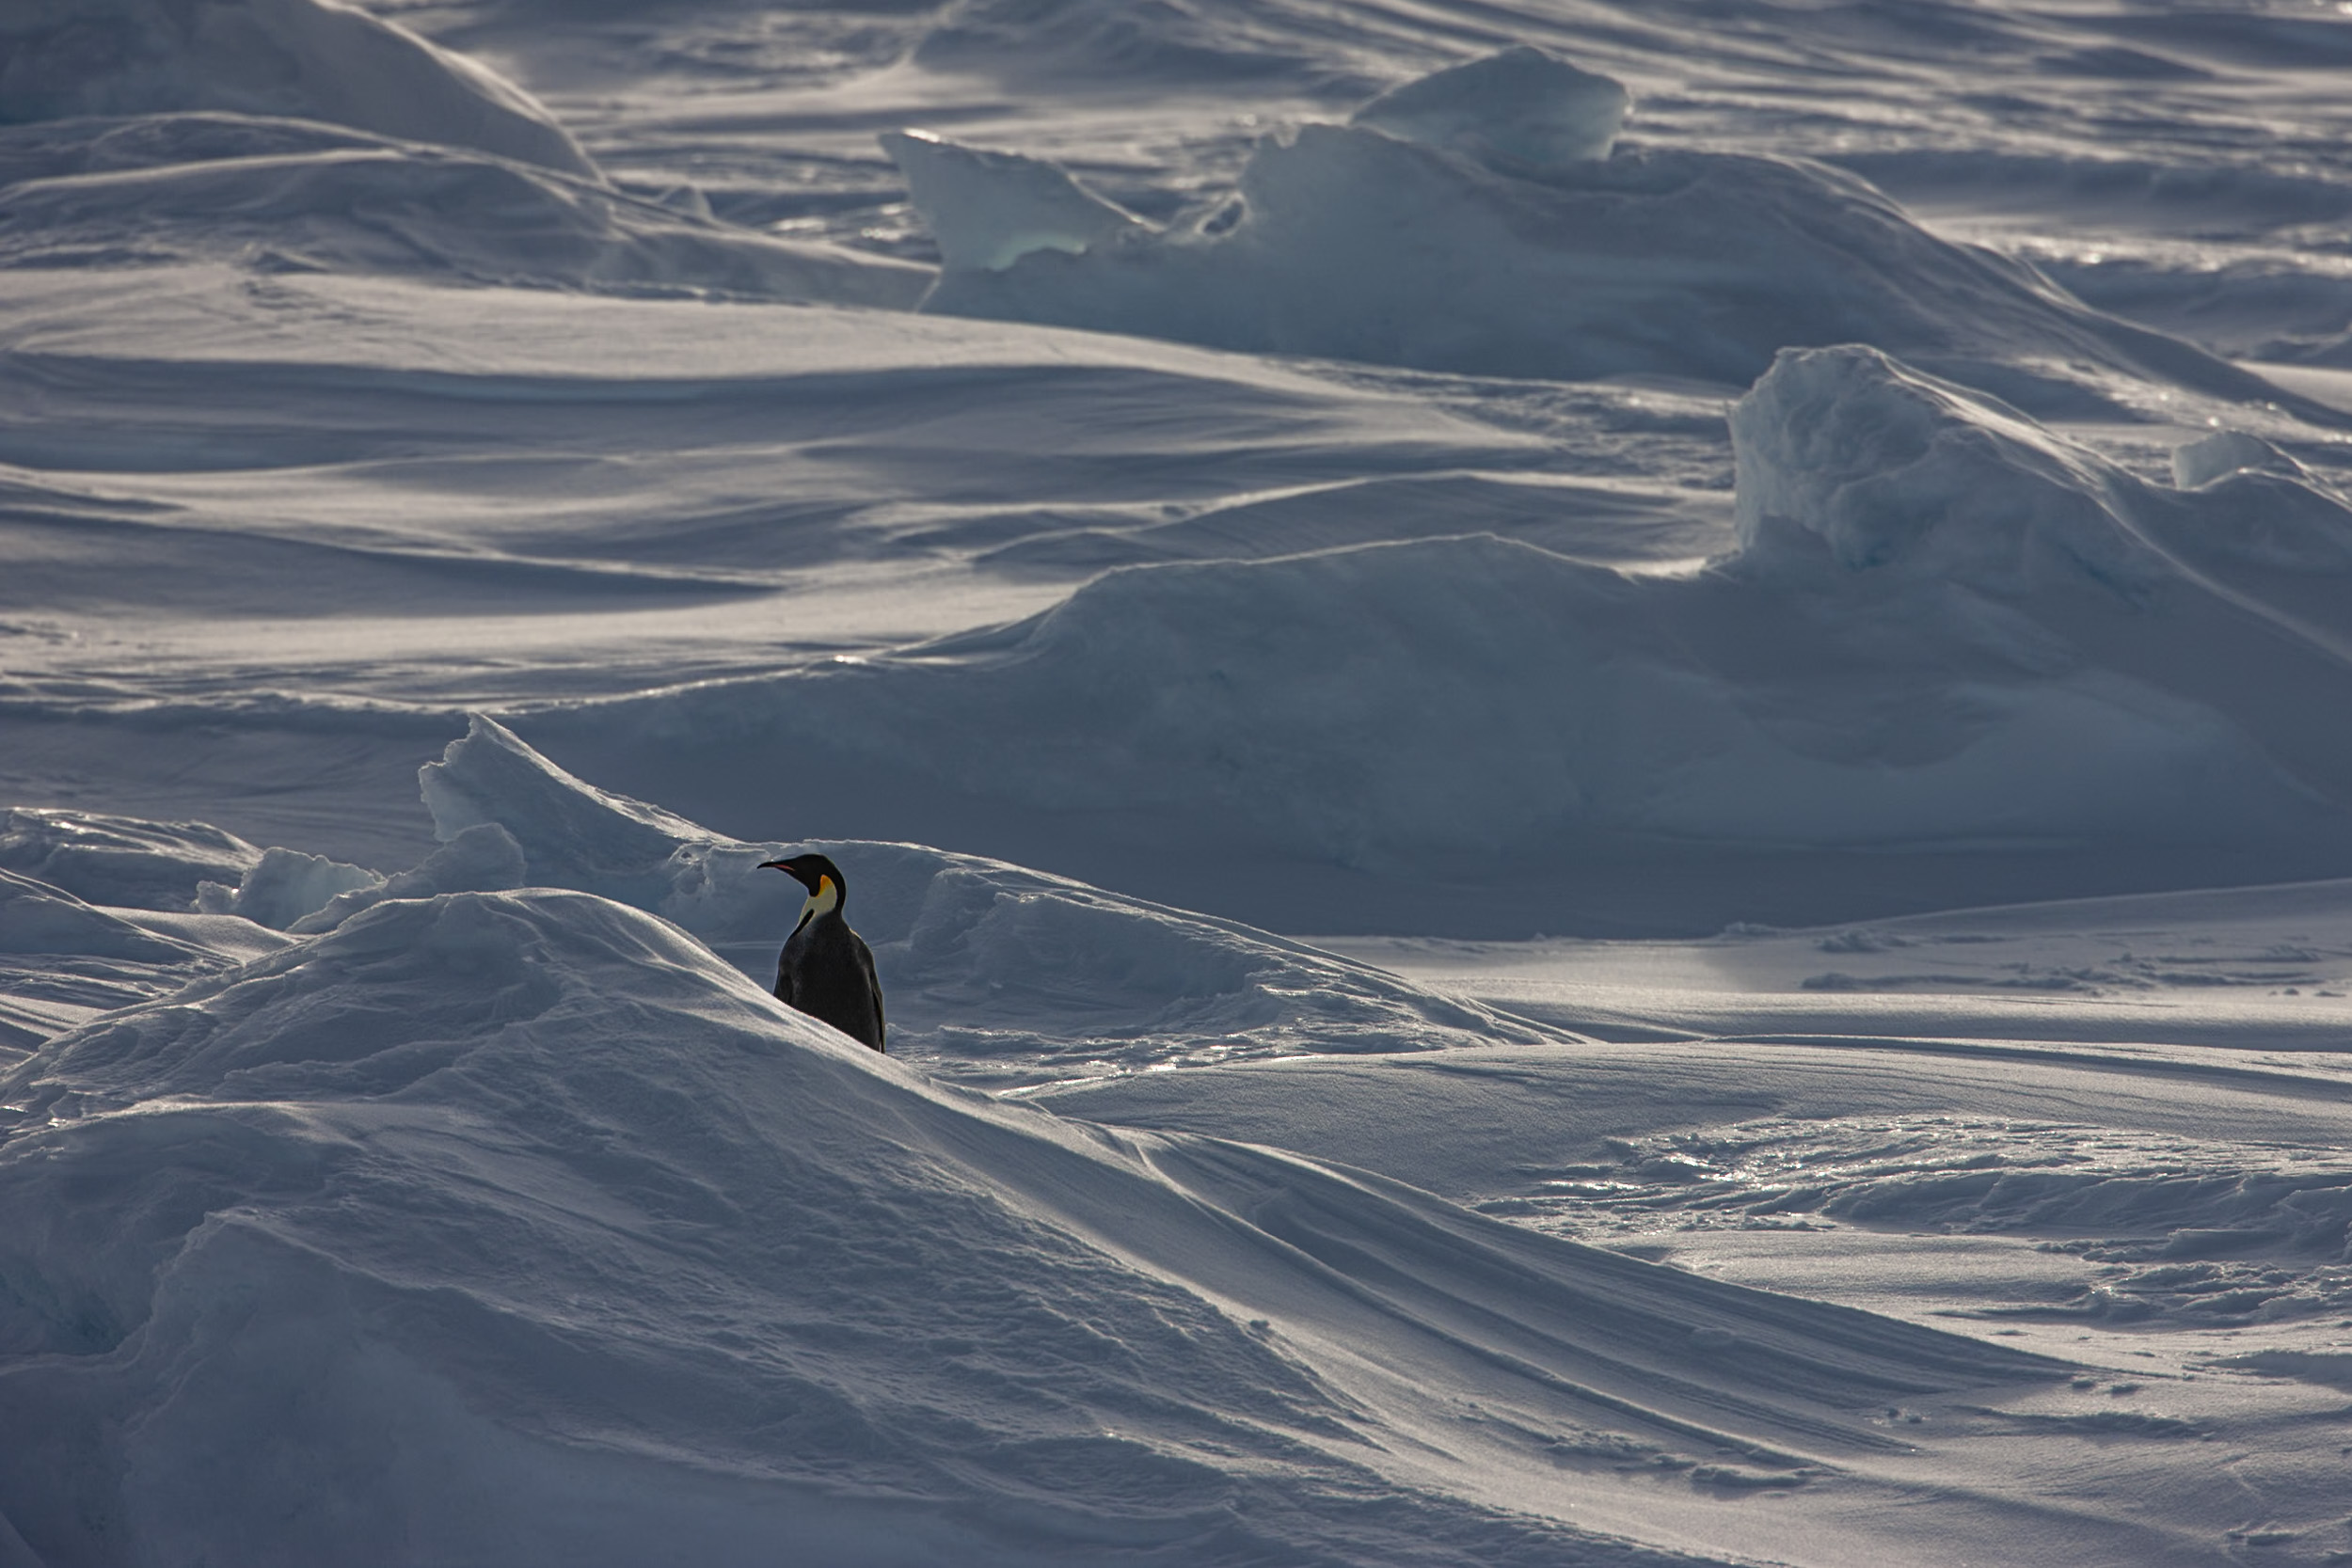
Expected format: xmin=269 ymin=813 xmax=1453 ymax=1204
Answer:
xmin=1734 ymin=347 xmax=2352 ymax=593
xmin=906 ymin=54 xmax=2287 ymax=409
xmin=0 ymin=886 xmax=2061 ymax=1564
xmin=531 ymin=344 xmax=2352 ymax=920
xmin=1728 ymin=343 xmax=2155 ymax=594
xmin=1350 ymin=46 xmax=1629 ymax=171
xmin=0 ymin=0 xmax=596 ymax=179
xmin=0 ymin=116 xmax=930 ymax=307
xmin=0 ymin=807 xmax=258 ymax=912
xmin=416 ymin=716 xmax=1560 ymax=1081
xmin=880 ymin=129 xmax=1147 ymax=271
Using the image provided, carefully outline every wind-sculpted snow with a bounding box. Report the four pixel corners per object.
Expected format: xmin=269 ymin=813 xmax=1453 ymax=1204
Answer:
xmin=0 ymin=808 xmax=258 ymax=913
xmin=0 ymin=815 xmax=286 ymax=1041
xmin=10 ymin=2 xmax=2352 ymax=1561
xmin=529 ymin=344 xmax=2352 ymax=925
xmin=1736 ymin=347 xmax=2352 ymax=657
xmin=0 ymin=887 xmax=2062 ymax=1566
xmin=0 ymin=867 xmax=288 ymax=1053
xmin=0 ymin=870 xmax=196 ymax=966
xmin=1487 ymin=1115 xmax=2352 ymax=1328
xmin=416 ymin=715 xmax=1562 ymax=1082
xmin=0 ymin=115 xmax=929 ymax=306
xmin=900 ymin=50 xmax=2305 ymax=416
xmin=0 ymin=0 xmax=596 ymax=178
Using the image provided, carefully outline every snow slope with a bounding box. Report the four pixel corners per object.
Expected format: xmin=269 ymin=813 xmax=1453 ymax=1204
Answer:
xmin=0 ymin=883 xmax=2074 ymax=1568
xmin=8 ymin=742 xmax=2352 ymax=1563
xmin=0 ymin=115 xmax=928 ymax=303
xmin=413 ymin=715 xmax=1559 ymax=1084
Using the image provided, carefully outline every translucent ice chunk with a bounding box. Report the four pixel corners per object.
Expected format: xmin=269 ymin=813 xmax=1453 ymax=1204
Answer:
xmin=880 ymin=128 xmax=1147 ymax=271
xmin=2172 ymin=429 xmax=2302 ymax=488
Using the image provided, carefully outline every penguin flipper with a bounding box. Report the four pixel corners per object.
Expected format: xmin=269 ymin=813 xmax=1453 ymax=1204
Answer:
xmin=853 ymin=931 xmax=885 ymax=1053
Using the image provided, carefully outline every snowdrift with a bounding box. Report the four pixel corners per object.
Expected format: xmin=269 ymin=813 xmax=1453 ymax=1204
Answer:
xmin=0 ymin=115 xmax=929 ymax=307
xmin=0 ymin=0 xmax=596 ymax=178
xmin=0 ymin=717 xmax=1565 ymax=1077
xmin=525 ymin=343 xmax=2352 ymax=929
xmin=1 ymin=807 xmax=259 ymax=913
xmin=898 ymin=48 xmax=2294 ymax=412
xmin=0 ymin=811 xmax=289 ymax=1051
xmin=411 ymin=716 xmax=1562 ymax=1081
xmin=0 ymin=880 xmax=2063 ymax=1566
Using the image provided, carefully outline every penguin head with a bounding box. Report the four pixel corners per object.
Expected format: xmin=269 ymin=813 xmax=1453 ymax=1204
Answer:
xmin=760 ymin=851 xmax=846 ymax=911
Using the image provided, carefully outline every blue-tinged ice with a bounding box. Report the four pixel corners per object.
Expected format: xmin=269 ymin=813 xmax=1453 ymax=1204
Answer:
xmin=879 ymin=129 xmax=1149 ymax=272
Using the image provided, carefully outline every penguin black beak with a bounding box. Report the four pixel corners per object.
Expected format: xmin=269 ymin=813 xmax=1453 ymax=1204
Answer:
xmin=760 ymin=857 xmax=818 ymax=892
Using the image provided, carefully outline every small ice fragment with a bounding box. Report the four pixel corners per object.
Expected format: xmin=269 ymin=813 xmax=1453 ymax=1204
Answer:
xmin=288 ymin=823 xmax=527 ymax=935
xmin=2170 ymin=430 xmax=2301 ymax=489
xmin=880 ymin=129 xmax=1148 ymax=271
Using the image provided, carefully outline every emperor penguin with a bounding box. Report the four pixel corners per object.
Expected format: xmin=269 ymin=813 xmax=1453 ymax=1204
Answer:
xmin=760 ymin=851 xmax=886 ymax=1053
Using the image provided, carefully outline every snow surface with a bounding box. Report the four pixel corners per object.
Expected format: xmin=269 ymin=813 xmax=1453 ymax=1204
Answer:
xmin=1349 ymin=46 xmax=1629 ymax=173
xmin=9 ymin=1 xmax=2352 ymax=1562
xmin=0 ymin=0 xmax=597 ymax=178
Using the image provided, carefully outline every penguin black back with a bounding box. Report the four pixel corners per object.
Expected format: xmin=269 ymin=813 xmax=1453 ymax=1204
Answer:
xmin=760 ymin=852 xmax=885 ymax=1053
